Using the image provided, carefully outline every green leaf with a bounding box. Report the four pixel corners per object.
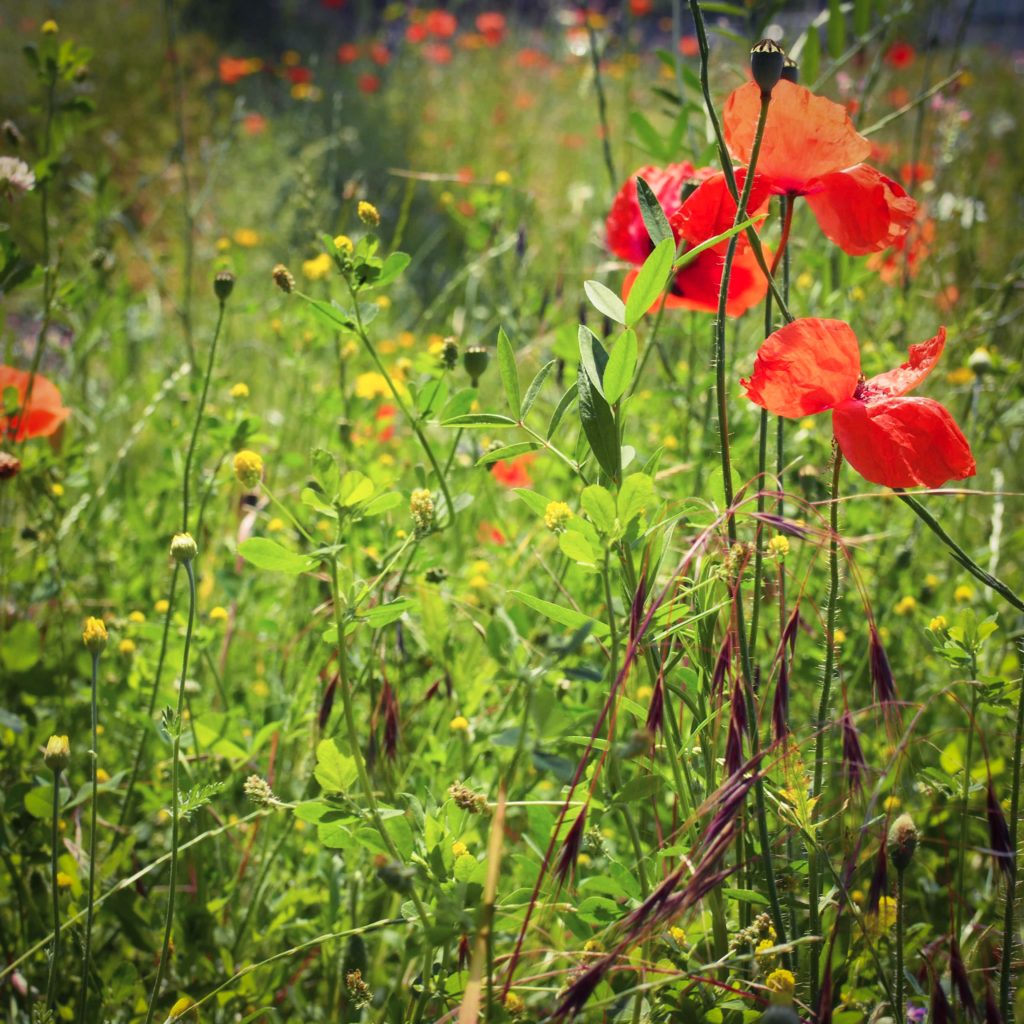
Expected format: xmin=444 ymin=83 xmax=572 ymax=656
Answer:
xmin=304 ymin=298 xmax=355 ymax=332
xmin=559 ymin=529 xmax=597 ymax=566
xmin=577 ymin=331 xmax=621 ymax=481
xmin=314 ymin=738 xmax=358 ymax=793
xmin=802 ymin=25 xmax=821 ymax=84
xmin=581 ymin=485 xmax=617 ymax=534
xmin=635 ymin=176 xmax=673 ymax=247
xmin=238 ymin=538 xmax=312 ymax=574
xmin=577 ymin=325 xmax=606 ymax=399
xmin=603 ymin=328 xmax=638 ymax=405
xmin=546 ymin=382 xmax=578 ymax=440
xmin=722 ymin=887 xmax=771 ymax=906
xmin=618 ymin=473 xmax=655 ymax=526
xmin=509 ymin=591 xmax=609 ymax=637
xmin=476 ymin=442 xmax=542 ymax=467
xmin=361 ymin=599 xmax=415 ymax=627
xmin=371 ymin=251 xmax=411 ymax=289
xmin=496 ymin=327 xmax=520 ymax=415
xmin=520 ymin=360 xmax=556 ymax=420
xmin=362 ymin=492 xmax=403 ymax=517
xmin=513 ymin=488 xmax=555 ymax=518
xmin=338 ymin=471 xmax=375 ymax=507
xmin=853 ymin=0 xmax=871 ymax=34
xmin=0 ymin=620 xmax=40 ymax=673
xmin=584 ymin=281 xmax=626 ymax=325
xmin=827 ymin=0 xmax=846 ymax=59
xmin=441 ymin=413 xmax=518 ymax=428
xmin=624 ymin=237 xmax=675 ymax=326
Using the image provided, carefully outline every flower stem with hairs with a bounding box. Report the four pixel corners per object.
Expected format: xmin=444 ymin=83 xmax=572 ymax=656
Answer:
xmin=46 ymin=763 xmax=63 ymax=1008
xmin=76 ymin=649 xmax=101 ymax=1022
xmin=1001 ymin=644 xmax=1024 ymax=1024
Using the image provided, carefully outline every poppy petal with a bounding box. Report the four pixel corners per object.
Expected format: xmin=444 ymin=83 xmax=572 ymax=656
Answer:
xmin=0 ymin=365 xmax=70 ymax=442
xmin=622 ymin=241 xmax=769 ymax=318
xmin=606 ymin=162 xmax=700 ymax=265
xmin=805 ymin=165 xmax=917 ymax=255
xmin=865 ymin=327 xmax=946 ymax=398
xmin=741 ymin=318 xmax=860 ymax=418
xmin=723 ymin=81 xmax=871 ymax=194
xmin=670 ymin=169 xmax=771 ymax=247
xmin=832 ymin=395 xmax=976 ymax=488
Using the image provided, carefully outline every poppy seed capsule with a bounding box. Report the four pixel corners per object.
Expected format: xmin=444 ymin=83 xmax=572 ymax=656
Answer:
xmin=781 ymin=56 xmax=799 ymax=84
xmin=750 ymin=39 xmax=787 ymax=97
xmin=214 ymin=270 xmax=235 ymax=301
xmin=887 ymin=813 xmax=919 ymax=872
xmin=463 ymin=345 xmax=490 ymax=386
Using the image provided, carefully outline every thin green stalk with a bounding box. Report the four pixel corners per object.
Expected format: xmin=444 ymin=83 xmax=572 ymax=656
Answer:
xmin=809 ymin=449 xmax=843 ymax=1004
xmin=715 ymin=92 xmax=772 ymax=536
xmin=46 ymin=766 xmax=62 ymax=1008
xmin=77 ymin=652 xmax=101 ymax=1022
xmin=1000 ymin=644 xmax=1024 ymax=1024
xmin=954 ymin=664 xmax=979 ymax=945
xmin=181 ymin=298 xmax=226 ymax=533
xmin=143 ymin=558 xmax=198 ymax=1024
xmin=586 ymin=20 xmax=617 ymax=195
xmin=895 ymin=869 xmax=906 ymax=1024
xmin=895 ymin=491 xmax=1024 ymax=613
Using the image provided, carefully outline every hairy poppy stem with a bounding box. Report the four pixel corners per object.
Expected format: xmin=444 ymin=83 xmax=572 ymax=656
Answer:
xmin=1001 ymin=643 xmax=1024 ymax=1024
xmin=809 ymin=447 xmax=843 ymax=1005
xmin=46 ymin=764 xmax=62 ymax=1008
xmin=895 ymin=867 xmax=907 ymax=1024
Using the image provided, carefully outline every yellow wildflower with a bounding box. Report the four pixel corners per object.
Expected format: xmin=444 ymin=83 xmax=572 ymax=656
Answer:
xmin=52 ymin=482 xmax=64 ymax=497
xmin=924 ymin=573 xmax=939 ymax=589
xmin=494 ymin=170 xmax=512 ymax=186
xmin=766 ymin=968 xmax=795 ymax=1004
xmin=42 ymin=19 xmax=59 ymax=33
xmin=233 ymin=228 xmax=260 ymax=247
xmin=354 ymin=372 xmax=390 ymax=400
xmin=216 ymin=237 xmax=231 ymax=252
xmin=833 ymin=628 xmax=846 ymax=645
xmin=119 ymin=639 xmax=136 ymax=656
xmin=544 ymin=501 xmax=573 ymax=533
xmin=82 ymin=617 xmax=108 ymax=654
xmin=449 ymin=715 xmax=470 ymax=732
xmin=767 ymin=535 xmax=790 ymax=558
xmin=155 ymin=599 xmax=170 ymax=614
xmin=230 ymin=382 xmax=249 ymax=399
xmin=669 ymin=926 xmax=686 ymax=944
xmin=210 ymin=606 xmax=229 ymax=623
xmin=268 ymin=517 xmax=285 ymax=533
xmin=954 ymin=584 xmax=975 ymax=603
xmin=358 ymin=200 xmax=380 ymax=226
xmin=894 ymin=595 xmax=917 ymax=615
xmin=233 ymin=450 xmax=264 ymax=487
xmin=452 ymin=840 xmax=469 ymax=858
xmin=57 ymin=871 xmax=74 ymax=888
xmin=504 ymin=993 xmax=525 ymax=1017
xmin=929 ymin=615 xmax=947 ymax=632
xmin=129 ymin=610 xmax=145 ymax=623
xmin=302 ymin=253 xmax=332 ymax=280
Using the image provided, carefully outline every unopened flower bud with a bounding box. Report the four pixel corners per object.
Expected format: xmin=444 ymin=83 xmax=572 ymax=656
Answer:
xmin=243 ymin=774 xmax=276 ymax=807
xmin=166 ymin=995 xmax=199 ymax=1022
xmin=750 ymin=39 xmax=786 ymax=97
xmin=170 ymin=532 xmax=198 ymax=564
xmin=214 ymin=270 xmax=235 ymax=302
xmin=44 ymin=734 xmax=70 ymax=773
xmin=440 ymin=337 xmax=459 ymax=370
xmin=0 ymin=451 xmax=21 ymax=480
xmin=41 ymin=19 xmax=59 ymax=34
xmin=463 ymin=345 xmax=490 ymax=386
xmin=2 ymin=120 xmax=23 ymax=147
xmin=272 ymin=263 xmax=295 ymax=294
xmin=887 ymin=812 xmax=919 ymax=872
xmin=82 ymin=616 xmax=108 ymax=654
xmin=233 ymin=449 xmax=264 ymax=488
xmin=968 ymin=346 xmax=992 ymax=375
xmin=781 ymin=56 xmax=799 ymax=83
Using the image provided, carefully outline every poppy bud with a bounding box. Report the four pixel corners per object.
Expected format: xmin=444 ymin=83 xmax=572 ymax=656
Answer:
xmin=968 ymin=346 xmax=992 ymax=375
xmin=271 ymin=263 xmax=295 ymax=294
xmin=750 ymin=39 xmax=786 ymax=97
xmin=887 ymin=813 xmax=919 ymax=872
xmin=463 ymin=345 xmax=490 ymax=386
xmin=781 ymin=56 xmax=799 ymax=83
xmin=214 ymin=270 xmax=235 ymax=302
xmin=170 ymin=532 xmax=198 ymax=564
xmin=44 ymin=734 xmax=71 ymax=773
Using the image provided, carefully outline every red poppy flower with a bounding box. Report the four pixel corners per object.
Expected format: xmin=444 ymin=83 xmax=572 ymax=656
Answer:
xmin=630 ymin=0 xmax=653 ymax=15
xmin=219 ymin=56 xmax=259 ymax=86
xmin=607 ymin=165 xmax=771 ymax=317
xmin=679 ymin=35 xmax=699 ymax=57
xmin=491 ymin=453 xmax=535 ymax=488
xmin=1 ymin=366 xmax=70 ymax=442
xmin=336 ymin=43 xmax=359 ymax=64
xmin=424 ymin=9 xmax=457 ymax=38
xmin=358 ymin=73 xmax=381 ymax=94
xmin=242 ymin=112 xmax=267 ymax=136
xmin=884 ymin=41 xmax=916 ymax=69
xmin=406 ymin=23 xmax=428 ymax=44
xmin=423 ymin=43 xmax=453 ymax=65
xmin=286 ymin=65 xmax=313 ymax=85
xmin=478 ymin=521 xmax=507 ymax=545
xmin=369 ymin=42 xmax=391 ymax=66
xmin=741 ymin=318 xmax=975 ymax=488
xmin=476 ymin=12 xmax=506 ymax=45
xmin=724 ymin=81 xmax=916 ymax=255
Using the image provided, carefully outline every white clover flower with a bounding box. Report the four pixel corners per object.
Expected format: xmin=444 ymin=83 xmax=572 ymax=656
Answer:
xmin=0 ymin=157 xmax=35 ymax=198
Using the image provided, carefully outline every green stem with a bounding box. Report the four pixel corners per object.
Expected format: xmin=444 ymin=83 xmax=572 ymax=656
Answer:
xmin=954 ymin=662 xmax=978 ymax=946
xmin=896 ymin=491 xmax=1024 ymax=613
xmin=715 ymin=92 xmax=772 ymax=536
xmin=46 ymin=767 xmax=62 ymax=1008
xmin=77 ymin=653 xmax=101 ymax=1022
xmin=182 ymin=299 xmax=226 ymax=533
xmin=143 ymin=559 xmax=197 ymax=1024
xmin=895 ymin=868 xmax=906 ymax=1024
xmin=809 ymin=449 xmax=843 ymax=1004
xmin=1000 ymin=644 xmax=1024 ymax=1024
xmin=586 ymin=20 xmax=617 ymax=195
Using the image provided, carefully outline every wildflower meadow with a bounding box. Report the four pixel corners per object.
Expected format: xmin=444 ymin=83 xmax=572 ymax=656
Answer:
xmin=3 ymin=1 xmax=1024 ymax=1022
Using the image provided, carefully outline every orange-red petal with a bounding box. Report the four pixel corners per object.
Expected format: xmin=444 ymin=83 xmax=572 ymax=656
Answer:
xmin=670 ymin=169 xmax=771 ymax=247
xmin=606 ymin=162 xmax=701 ymax=265
xmin=864 ymin=327 xmax=946 ymax=398
xmin=832 ymin=395 xmax=975 ymax=488
xmin=741 ymin=318 xmax=860 ymax=418
xmin=805 ymin=165 xmax=917 ymax=255
xmin=723 ymin=81 xmax=871 ymax=194
xmin=0 ymin=365 xmax=70 ymax=442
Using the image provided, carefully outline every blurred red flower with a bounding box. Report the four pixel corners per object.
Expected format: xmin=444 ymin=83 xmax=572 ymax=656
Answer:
xmin=476 ymin=12 xmax=506 ymax=45
xmin=885 ymin=41 xmax=916 ymax=69
xmin=0 ymin=366 xmax=70 ymax=442
xmin=369 ymin=42 xmax=391 ymax=66
xmin=424 ymin=9 xmax=457 ymax=38
xmin=630 ymin=0 xmax=654 ymax=15
xmin=491 ymin=453 xmax=535 ymax=488
xmin=286 ymin=66 xmax=313 ymax=85
xmin=219 ymin=56 xmax=260 ymax=85
xmin=337 ymin=43 xmax=360 ymax=64
xmin=242 ymin=113 xmax=267 ymax=136
xmin=423 ymin=42 xmax=453 ymax=65
xmin=358 ymin=73 xmax=381 ymax=94
xmin=679 ymin=35 xmax=699 ymax=57
xmin=742 ymin=318 xmax=975 ymax=488
xmin=724 ymin=80 xmax=916 ymax=255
